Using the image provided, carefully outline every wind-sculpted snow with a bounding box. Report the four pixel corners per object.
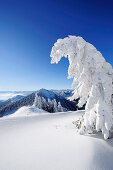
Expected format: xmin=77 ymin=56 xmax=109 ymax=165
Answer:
xmin=51 ymin=35 xmax=113 ymax=139
xmin=0 ymin=110 xmax=113 ymax=170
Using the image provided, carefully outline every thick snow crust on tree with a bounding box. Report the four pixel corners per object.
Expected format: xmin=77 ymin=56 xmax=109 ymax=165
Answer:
xmin=50 ymin=35 xmax=113 ymax=139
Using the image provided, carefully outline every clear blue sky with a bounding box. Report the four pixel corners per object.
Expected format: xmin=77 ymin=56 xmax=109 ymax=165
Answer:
xmin=0 ymin=0 xmax=113 ymax=90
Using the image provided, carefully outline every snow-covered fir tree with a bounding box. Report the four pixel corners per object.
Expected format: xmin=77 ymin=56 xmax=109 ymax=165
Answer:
xmin=50 ymin=35 xmax=113 ymax=139
xmin=33 ymin=92 xmax=38 ymax=107
xmin=58 ymin=102 xmax=63 ymax=112
xmin=47 ymin=98 xmax=54 ymax=112
xmin=41 ymin=97 xmax=47 ymax=110
xmin=33 ymin=93 xmax=42 ymax=109
xmin=53 ymin=99 xmax=58 ymax=112
xmin=36 ymin=96 xmax=42 ymax=109
xmin=48 ymin=98 xmax=53 ymax=107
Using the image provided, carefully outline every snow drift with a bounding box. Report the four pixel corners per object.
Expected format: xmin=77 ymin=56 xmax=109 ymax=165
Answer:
xmin=0 ymin=110 xmax=113 ymax=170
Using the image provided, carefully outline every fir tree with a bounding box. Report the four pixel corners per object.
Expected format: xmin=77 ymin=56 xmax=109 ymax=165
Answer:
xmin=53 ymin=99 xmax=58 ymax=112
xmin=58 ymin=102 xmax=63 ymax=112
xmin=50 ymin=35 xmax=113 ymax=139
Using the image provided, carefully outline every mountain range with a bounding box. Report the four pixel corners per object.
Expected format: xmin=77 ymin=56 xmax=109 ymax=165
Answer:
xmin=0 ymin=89 xmax=79 ymax=117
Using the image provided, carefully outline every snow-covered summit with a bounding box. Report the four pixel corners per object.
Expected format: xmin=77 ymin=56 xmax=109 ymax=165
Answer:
xmin=38 ymin=88 xmax=56 ymax=100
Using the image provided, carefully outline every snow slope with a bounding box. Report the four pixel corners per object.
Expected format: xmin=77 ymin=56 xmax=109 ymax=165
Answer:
xmin=0 ymin=108 xmax=113 ymax=170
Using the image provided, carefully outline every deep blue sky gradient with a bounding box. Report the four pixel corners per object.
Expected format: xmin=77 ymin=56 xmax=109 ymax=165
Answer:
xmin=0 ymin=0 xmax=113 ymax=90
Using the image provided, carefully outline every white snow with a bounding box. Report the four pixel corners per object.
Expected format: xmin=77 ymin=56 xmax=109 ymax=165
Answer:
xmin=0 ymin=108 xmax=113 ymax=170
xmin=39 ymin=89 xmax=56 ymax=99
xmin=50 ymin=35 xmax=113 ymax=139
xmin=5 ymin=106 xmax=48 ymax=117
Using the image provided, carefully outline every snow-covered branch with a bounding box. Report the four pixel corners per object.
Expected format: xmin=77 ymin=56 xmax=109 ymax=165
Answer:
xmin=50 ymin=35 xmax=113 ymax=139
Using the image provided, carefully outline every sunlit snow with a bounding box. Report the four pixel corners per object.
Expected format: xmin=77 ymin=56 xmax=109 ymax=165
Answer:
xmin=0 ymin=107 xmax=113 ymax=170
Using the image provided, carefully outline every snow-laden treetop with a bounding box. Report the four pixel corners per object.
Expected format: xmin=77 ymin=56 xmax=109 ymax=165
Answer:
xmin=50 ymin=35 xmax=113 ymax=139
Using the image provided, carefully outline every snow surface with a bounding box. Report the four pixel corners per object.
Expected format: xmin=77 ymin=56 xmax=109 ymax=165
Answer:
xmin=5 ymin=106 xmax=48 ymax=117
xmin=0 ymin=108 xmax=113 ymax=170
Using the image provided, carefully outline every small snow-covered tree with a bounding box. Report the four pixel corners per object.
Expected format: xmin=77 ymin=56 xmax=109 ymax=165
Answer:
xmin=41 ymin=97 xmax=47 ymax=110
xmin=33 ymin=92 xmax=38 ymax=107
xmin=33 ymin=93 xmax=42 ymax=109
xmin=50 ymin=35 xmax=113 ymax=139
xmin=48 ymin=98 xmax=52 ymax=107
xmin=37 ymin=96 xmax=42 ymax=109
xmin=47 ymin=99 xmax=54 ymax=112
xmin=58 ymin=102 xmax=64 ymax=112
xmin=53 ymin=99 xmax=58 ymax=112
